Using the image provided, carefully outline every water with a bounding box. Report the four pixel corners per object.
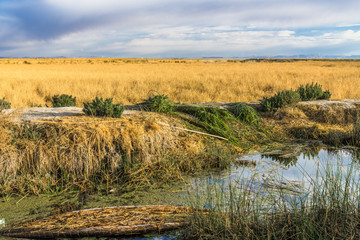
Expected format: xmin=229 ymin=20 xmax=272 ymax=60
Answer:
xmin=190 ymin=145 xmax=360 ymax=212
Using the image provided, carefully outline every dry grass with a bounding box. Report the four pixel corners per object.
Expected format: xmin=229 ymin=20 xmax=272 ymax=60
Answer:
xmin=1 ymin=58 xmax=360 ymax=108
xmin=0 ymin=112 xmax=237 ymax=196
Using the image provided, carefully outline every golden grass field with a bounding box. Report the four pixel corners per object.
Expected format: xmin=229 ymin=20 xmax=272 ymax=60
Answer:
xmin=0 ymin=58 xmax=360 ymax=108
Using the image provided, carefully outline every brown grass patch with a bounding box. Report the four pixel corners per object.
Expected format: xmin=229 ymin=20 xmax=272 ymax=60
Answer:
xmin=298 ymin=104 xmax=360 ymax=124
xmin=0 ymin=112 xmax=234 ymax=195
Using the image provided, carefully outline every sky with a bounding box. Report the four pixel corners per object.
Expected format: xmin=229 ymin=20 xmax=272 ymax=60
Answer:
xmin=1 ymin=0 xmax=360 ymax=58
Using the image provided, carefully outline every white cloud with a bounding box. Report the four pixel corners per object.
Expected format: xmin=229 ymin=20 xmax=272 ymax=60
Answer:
xmin=1 ymin=0 xmax=360 ymax=57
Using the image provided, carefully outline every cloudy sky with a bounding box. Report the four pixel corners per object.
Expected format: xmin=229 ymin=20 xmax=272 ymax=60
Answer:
xmin=1 ymin=0 xmax=360 ymax=58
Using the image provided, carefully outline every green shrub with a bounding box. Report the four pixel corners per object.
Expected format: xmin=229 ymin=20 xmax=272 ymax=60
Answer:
xmin=141 ymin=94 xmax=175 ymax=113
xmin=228 ymin=103 xmax=259 ymax=125
xmin=0 ymin=97 xmax=11 ymax=110
xmin=297 ymin=82 xmax=331 ymax=101
xmin=261 ymin=90 xmax=301 ymax=112
xmin=83 ymin=97 xmax=124 ymax=118
xmin=51 ymin=94 xmax=77 ymax=107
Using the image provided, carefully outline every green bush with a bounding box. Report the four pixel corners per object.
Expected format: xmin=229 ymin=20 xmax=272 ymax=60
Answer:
xmin=83 ymin=97 xmax=124 ymax=118
xmin=297 ymin=83 xmax=331 ymax=101
xmin=51 ymin=94 xmax=77 ymax=107
xmin=228 ymin=103 xmax=259 ymax=125
xmin=0 ymin=97 xmax=11 ymax=110
xmin=261 ymin=90 xmax=301 ymax=112
xmin=141 ymin=94 xmax=175 ymax=113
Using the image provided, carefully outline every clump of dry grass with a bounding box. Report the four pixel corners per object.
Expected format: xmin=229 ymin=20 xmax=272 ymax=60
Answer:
xmin=0 ymin=113 xmax=234 ymax=196
xmin=274 ymin=106 xmax=308 ymax=120
xmin=1 ymin=58 xmax=360 ymax=108
xmin=298 ymin=104 xmax=360 ymax=125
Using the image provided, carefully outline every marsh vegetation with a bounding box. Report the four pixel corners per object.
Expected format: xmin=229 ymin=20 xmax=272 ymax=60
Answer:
xmin=1 ymin=58 xmax=360 ymax=239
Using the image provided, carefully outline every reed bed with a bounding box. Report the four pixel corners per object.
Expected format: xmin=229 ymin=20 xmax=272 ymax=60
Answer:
xmin=0 ymin=58 xmax=360 ymax=108
xmin=183 ymin=152 xmax=360 ymax=239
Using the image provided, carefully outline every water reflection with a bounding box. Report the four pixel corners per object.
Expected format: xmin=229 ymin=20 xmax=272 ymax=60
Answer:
xmin=191 ymin=146 xmax=360 ymax=211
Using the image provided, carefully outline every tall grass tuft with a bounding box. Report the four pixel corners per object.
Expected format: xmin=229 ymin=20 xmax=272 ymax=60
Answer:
xmin=183 ymin=155 xmax=360 ymax=239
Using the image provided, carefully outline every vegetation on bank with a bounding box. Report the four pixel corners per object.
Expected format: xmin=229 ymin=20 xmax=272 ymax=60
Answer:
xmin=261 ymin=82 xmax=331 ymax=111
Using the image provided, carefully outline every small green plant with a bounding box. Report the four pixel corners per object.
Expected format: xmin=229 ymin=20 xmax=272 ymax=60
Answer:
xmin=51 ymin=94 xmax=77 ymax=107
xmin=297 ymin=82 xmax=331 ymax=101
xmin=141 ymin=94 xmax=175 ymax=113
xmin=228 ymin=103 xmax=259 ymax=125
xmin=83 ymin=97 xmax=124 ymax=118
xmin=261 ymin=89 xmax=301 ymax=112
xmin=0 ymin=97 xmax=11 ymax=110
